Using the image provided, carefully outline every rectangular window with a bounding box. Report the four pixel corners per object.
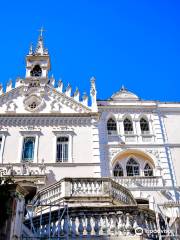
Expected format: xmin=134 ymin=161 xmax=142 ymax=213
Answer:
xmin=0 ymin=137 xmax=2 ymax=151
xmin=56 ymin=136 xmax=69 ymax=162
xmin=22 ymin=137 xmax=35 ymax=161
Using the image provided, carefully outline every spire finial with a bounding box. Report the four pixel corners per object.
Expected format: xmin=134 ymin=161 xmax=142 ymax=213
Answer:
xmin=35 ymin=27 xmax=48 ymax=55
xmin=38 ymin=26 xmax=45 ymax=38
xmin=120 ymin=85 xmax=127 ymax=91
xmin=29 ymin=43 xmax=33 ymax=55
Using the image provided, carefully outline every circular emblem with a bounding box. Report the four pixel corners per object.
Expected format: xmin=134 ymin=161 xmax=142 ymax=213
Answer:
xmin=135 ymin=227 xmax=143 ymax=236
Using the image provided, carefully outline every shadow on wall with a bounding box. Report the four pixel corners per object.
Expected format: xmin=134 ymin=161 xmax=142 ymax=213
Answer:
xmin=46 ymin=170 xmax=57 ymax=186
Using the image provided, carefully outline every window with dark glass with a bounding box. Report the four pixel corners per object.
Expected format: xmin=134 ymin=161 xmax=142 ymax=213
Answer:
xmin=126 ymin=158 xmax=139 ymax=176
xmin=113 ymin=163 xmax=123 ymax=177
xmin=30 ymin=65 xmax=42 ymax=77
xmin=144 ymin=163 xmax=153 ymax=176
xmin=140 ymin=118 xmax=149 ymax=134
xmin=107 ymin=118 xmax=117 ymax=135
xmin=56 ymin=137 xmax=69 ymax=162
xmin=22 ymin=137 xmax=35 ymax=161
xmin=123 ymin=118 xmax=133 ymax=134
xmin=0 ymin=137 xmax=2 ymax=151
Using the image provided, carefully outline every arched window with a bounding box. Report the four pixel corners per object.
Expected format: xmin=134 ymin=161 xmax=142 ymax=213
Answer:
xmin=123 ymin=118 xmax=133 ymax=134
xmin=107 ymin=118 xmax=117 ymax=135
xmin=144 ymin=163 xmax=153 ymax=176
xmin=30 ymin=65 xmax=42 ymax=77
xmin=113 ymin=163 xmax=123 ymax=177
xmin=126 ymin=158 xmax=139 ymax=176
xmin=140 ymin=118 xmax=149 ymax=134
xmin=22 ymin=137 xmax=35 ymax=161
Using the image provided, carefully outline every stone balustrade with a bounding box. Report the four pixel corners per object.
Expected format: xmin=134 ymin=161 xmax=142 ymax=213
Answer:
xmin=33 ymin=178 xmax=136 ymax=208
xmin=71 ymin=178 xmax=103 ymax=196
xmin=24 ymin=206 xmax=158 ymax=239
xmin=113 ymin=176 xmax=164 ymax=189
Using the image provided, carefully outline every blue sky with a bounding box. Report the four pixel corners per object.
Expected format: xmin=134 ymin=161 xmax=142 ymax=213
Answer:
xmin=0 ymin=0 xmax=179 ymax=101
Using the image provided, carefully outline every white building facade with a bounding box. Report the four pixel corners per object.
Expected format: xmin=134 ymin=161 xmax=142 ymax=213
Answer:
xmin=0 ymin=33 xmax=180 ymax=238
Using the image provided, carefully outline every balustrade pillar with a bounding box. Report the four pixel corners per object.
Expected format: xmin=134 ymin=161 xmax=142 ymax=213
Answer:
xmin=101 ymin=213 xmax=108 ymax=235
xmin=109 ymin=212 xmax=116 ymax=235
xmin=70 ymin=215 xmax=77 ymax=237
xmin=117 ymin=211 xmax=125 ymax=235
xmin=94 ymin=214 xmax=100 ymax=236
xmin=78 ymin=213 xmax=84 ymax=237
xmin=86 ymin=214 xmax=92 ymax=236
xmin=125 ymin=213 xmax=133 ymax=235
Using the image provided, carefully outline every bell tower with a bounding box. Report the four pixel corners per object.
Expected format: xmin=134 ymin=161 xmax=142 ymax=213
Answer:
xmin=25 ymin=28 xmax=50 ymax=82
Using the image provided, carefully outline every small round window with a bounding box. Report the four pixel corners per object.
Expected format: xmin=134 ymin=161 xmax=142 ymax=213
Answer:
xmin=29 ymin=102 xmax=37 ymax=109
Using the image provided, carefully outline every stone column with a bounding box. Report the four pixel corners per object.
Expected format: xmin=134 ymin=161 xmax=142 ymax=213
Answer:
xmin=0 ymin=183 xmax=28 ymax=240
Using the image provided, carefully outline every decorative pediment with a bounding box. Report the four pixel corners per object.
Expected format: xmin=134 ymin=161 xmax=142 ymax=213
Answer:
xmin=0 ymin=83 xmax=93 ymax=114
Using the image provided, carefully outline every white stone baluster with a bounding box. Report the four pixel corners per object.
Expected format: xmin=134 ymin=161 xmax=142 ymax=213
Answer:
xmin=78 ymin=181 xmax=82 ymax=194
xmin=86 ymin=214 xmax=92 ymax=236
xmin=125 ymin=213 xmax=132 ymax=235
xmin=132 ymin=213 xmax=139 ymax=235
xmin=117 ymin=211 xmax=124 ymax=236
xmin=78 ymin=213 xmax=84 ymax=237
xmin=70 ymin=215 xmax=77 ymax=238
xmin=94 ymin=214 xmax=100 ymax=236
xmin=43 ymin=224 xmax=48 ymax=237
xmin=63 ymin=215 xmax=69 ymax=237
xmin=109 ymin=212 xmax=116 ymax=235
xmin=60 ymin=219 xmax=64 ymax=236
xmin=51 ymin=222 xmax=56 ymax=237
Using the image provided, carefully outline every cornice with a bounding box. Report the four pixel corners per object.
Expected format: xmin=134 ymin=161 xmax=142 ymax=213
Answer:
xmin=0 ymin=114 xmax=99 ymax=126
xmin=106 ymin=143 xmax=180 ymax=148
xmin=0 ymin=162 xmax=100 ymax=167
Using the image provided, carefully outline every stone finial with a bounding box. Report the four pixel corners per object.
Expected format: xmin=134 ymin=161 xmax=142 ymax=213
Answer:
xmin=49 ymin=74 xmax=55 ymax=86
xmin=35 ymin=27 xmax=48 ymax=55
xmin=0 ymin=83 xmax=3 ymax=95
xmin=15 ymin=77 xmax=22 ymax=88
xmin=57 ymin=79 xmax=63 ymax=92
xmin=120 ymin=85 xmax=127 ymax=92
xmin=90 ymin=76 xmax=97 ymax=112
xmin=29 ymin=43 xmax=33 ymax=55
xmin=82 ymin=92 xmax=88 ymax=106
xmin=6 ymin=79 xmax=13 ymax=92
xmin=73 ymin=87 xmax=80 ymax=102
xmin=65 ymin=84 xmax=72 ymax=97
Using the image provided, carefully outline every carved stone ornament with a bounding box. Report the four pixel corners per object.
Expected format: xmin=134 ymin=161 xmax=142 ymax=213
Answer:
xmin=50 ymin=100 xmax=61 ymax=112
xmin=24 ymin=94 xmax=45 ymax=112
xmin=6 ymin=100 xmax=17 ymax=112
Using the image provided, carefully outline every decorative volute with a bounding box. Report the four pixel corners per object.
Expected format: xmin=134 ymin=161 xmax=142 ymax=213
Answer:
xmin=90 ymin=76 xmax=97 ymax=112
